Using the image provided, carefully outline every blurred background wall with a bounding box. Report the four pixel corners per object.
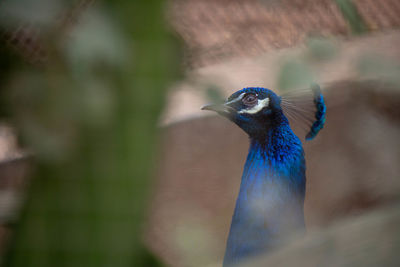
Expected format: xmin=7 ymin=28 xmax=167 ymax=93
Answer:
xmin=0 ymin=0 xmax=400 ymax=267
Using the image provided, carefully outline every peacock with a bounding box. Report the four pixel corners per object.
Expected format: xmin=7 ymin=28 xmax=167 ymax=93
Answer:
xmin=202 ymin=85 xmax=326 ymax=266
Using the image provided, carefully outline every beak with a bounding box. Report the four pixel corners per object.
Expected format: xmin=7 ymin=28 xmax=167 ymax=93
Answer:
xmin=201 ymin=103 xmax=235 ymax=117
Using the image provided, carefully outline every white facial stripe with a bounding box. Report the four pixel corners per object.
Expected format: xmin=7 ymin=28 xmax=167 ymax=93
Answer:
xmin=238 ymin=97 xmax=269 ymax=114
xmin=225 ymin=92 xmax=246 ymax=105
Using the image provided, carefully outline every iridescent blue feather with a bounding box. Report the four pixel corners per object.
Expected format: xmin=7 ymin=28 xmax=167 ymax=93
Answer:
xmin=201 ymin=86 xmax=326 ymax=266
xmin=305 ymin=84 xmax=326 ymax=140
xmin=281 ymin=84 xmax=326 ymax=141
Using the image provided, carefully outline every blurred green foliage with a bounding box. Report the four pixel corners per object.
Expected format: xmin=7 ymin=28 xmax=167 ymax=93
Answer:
xmin=334 ymin=0 xmax=367 ymax=35
xmin=277 ymin=59 xmax=314 ymax=92
xmin=1 ymin=1 xmax=180 ymax=266
xmin=306 ymin=37 xmax=338 ymax=62
xmin=205 ymin=84 xmax=225 ymax=104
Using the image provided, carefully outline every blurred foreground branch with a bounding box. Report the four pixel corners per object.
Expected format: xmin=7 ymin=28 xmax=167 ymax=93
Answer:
xmin=1 ymin=0 xmax=180 ymax=266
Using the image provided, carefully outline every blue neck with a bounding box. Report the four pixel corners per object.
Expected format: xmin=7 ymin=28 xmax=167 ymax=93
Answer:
xmin=223 ymin=123 xmax=306 ymax=266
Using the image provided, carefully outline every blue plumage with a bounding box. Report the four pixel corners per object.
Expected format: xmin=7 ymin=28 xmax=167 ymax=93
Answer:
xmin=202 ymin=86 xmax=325 ymax=266
xmin=305 ymin=84 xmax=326 ymax=140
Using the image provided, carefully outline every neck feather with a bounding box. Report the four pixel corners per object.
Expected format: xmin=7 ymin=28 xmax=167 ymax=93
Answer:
xmin=223 ymin=122 xmax=306 ymax=266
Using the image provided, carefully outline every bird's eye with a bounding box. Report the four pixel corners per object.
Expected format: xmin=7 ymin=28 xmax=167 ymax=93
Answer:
xmin=242 ymin=94 xmax=257 ymax=106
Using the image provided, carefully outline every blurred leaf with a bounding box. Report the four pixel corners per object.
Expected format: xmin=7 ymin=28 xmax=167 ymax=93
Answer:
xmin=258 ymin=0 xmax=282 ymax=7
xmin=173 ymin=218 xmax=221 ymax=267
xmin=205 ymin=84 xmax=225 ymax=103
xmin=277 ymin=59 xmax=314 ymax=92
xmin=334 ymin=0 xmax=367 ymax=35
xmin=306 ymin=36 xmax=338 ymax=62
xmin=64 ymin=8 xmax=128 ymax=69
xmin=0 ymin=0 xmax=64 ymax=26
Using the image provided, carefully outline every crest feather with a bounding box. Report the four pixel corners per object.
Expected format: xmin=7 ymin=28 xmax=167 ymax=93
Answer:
xmin=281 ymin=84 xmax=326 ymax=140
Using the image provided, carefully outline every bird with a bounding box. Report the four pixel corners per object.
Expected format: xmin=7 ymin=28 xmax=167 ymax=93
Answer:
xmin=201 ymin=85 xmax=326 ymax=266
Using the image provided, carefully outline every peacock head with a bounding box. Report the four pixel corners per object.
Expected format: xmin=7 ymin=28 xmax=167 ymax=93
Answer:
xmin=201 ymin=87 xmax=286 ymax=137
xmin=202 ymin=85 xmax=326 ymax=140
